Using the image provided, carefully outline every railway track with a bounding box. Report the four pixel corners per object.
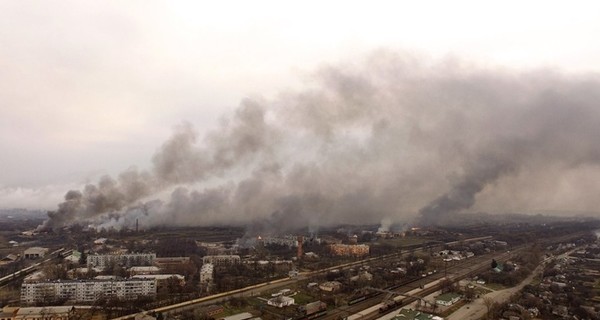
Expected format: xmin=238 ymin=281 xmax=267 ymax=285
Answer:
xmin=0 ymin=248 xmax=67 ymax=288
xmin=340 ymin=232 xmax=590 ymax=320
xmin=319 ymin=248 xmax=521 ymax=320
xmin=111 ymin=236 xmax=493 ymax=319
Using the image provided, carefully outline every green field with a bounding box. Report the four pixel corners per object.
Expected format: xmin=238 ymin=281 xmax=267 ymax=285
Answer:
xmin=377 ymin=236 xmax=432 ymax=247
xmin=291 ymin=292 xmax=318 ymax=305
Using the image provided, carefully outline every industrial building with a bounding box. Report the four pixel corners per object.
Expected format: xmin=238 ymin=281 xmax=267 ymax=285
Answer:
xmin=21 ymin=278 xmax=156 ymax=304
xmin=23 ymin=247 xmax=48 ymax=259
xmin=14 ymin=306 xmax=75 ymax=320
xmin=329 ymin=244 xmax=370 ymax=256
xmin=196 ymin=242 xmax=240 ymax=255
xmin=86 ymin=253 xmax=156 ymax=269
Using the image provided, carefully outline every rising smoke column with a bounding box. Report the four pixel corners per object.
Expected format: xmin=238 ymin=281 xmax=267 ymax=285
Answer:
xmin=418 ymin=152 xmax=519 ymax=225
xmin=38 ymin=99 xmax=273 ymax=231
xmin=40 ymin=51 xmax=600 ymax=231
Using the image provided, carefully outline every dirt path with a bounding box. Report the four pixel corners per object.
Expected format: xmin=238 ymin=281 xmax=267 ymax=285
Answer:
xmin=447 ymin=265 xmax=543 ymax=320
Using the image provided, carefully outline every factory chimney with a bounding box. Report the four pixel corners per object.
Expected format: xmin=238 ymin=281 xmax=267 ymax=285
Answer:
xmin=297 ymin=235 xmax=303 ymax=259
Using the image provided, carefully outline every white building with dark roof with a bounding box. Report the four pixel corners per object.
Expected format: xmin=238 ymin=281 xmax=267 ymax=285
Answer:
xmin=87 ymin=253 xmax=155 ymax=269
xmin=267 ymin=295 xmax=294 ymax=308
xmin=21 ymin=278 xmax=156 ymax=304
xmin=202 ymin=255 xmax=240 ymax=266
xmin=200 ymin=263 xmax=214 ymax=284
xmin=132 ymin=274 xmax=185 ymax=288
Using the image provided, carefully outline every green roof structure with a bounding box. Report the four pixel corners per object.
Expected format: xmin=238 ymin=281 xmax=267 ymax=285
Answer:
xmin=393 ymin=308 xmax=444 ymax=320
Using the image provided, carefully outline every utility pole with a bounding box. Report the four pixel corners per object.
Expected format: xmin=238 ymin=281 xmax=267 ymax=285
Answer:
xmin=444 ymin=259 xmax=448 ymax=278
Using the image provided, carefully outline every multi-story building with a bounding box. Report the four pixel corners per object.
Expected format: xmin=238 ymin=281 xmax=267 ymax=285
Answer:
xmin=132 ymin=274 xmax=185 ymax=289
xmin=262 ymin=236 xmax=299 ymax=248
xmin=196 ymin=242 xmax=240 ymax=255
xmin=128 ymin=266 xmax=160 ymax=275
xmin=87 ymin=253 xmax=156 ymax=269
xmin=200 ymin=263 xmax=214 ymax=284
xmin=329 ymin=244 xmax=370 ymax=257
xmin=153 ymin=257 xmax=190 ymax=268
xmin=202 ymin=255 xmax=240 ymax=266
xmin=21 ymin=279 xmax=156 ymax=304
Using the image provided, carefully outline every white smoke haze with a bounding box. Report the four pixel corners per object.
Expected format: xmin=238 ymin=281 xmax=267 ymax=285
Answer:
xmin=378 ymin=218 xmax=392 ymax=233
xmin=39 ymin=51 xmax=600 ymax=232
xmin=0 ymin=184 xmax=79 ymax=210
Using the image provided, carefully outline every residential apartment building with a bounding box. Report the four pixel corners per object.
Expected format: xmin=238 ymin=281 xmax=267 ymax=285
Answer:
xmin=202 ymin=255 xmax=240 ymax=266
xmin=196 ymin=242 xmax=239 ymax=255
xmin=262 ymin=236 xmax=299 ymax=248
xmin=132 ymin=274 xmax=185 ymax=288
xmin=21 ymin=279 xmax=156 ymax=304
xmin=87 ymin=253 xmax=156 ymax=269
xmin=153 ymin=257 xmax=190 ymax=268
xmin=200 ymin=263 xmax=214 ymax=284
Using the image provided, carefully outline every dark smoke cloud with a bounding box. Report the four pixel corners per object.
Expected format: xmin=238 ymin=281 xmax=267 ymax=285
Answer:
xmin=40 ymin=51 xmax=600 ymax=232
xmin=39 ymin=99 xmax=272 ymax=231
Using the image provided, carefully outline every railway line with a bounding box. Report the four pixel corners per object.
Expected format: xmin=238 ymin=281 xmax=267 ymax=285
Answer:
xmin=340 ymin=232 xmax=590 ymax=320
xmin=111 ymin=236 xmax=492 ymax=320
xmin=319 ymin=248 xmax=522 ymax=320
xmin=0 ymin=248 xmax=69 ymax=288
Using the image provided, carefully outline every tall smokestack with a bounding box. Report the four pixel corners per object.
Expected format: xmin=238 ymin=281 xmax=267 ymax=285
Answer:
xmin=136 ymin=218 xmax=138 ymax=233
xmin=297 ymin=235 xmax=303 ymax=259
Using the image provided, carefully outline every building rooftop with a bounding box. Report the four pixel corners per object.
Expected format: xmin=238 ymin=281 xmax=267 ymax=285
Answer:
xmin=129 ymin=266 xmax=160 ymax=272
xmin=25 ymin=278 xmax=155 ymax=284
xmin=24 ymin=247 xmax=48 ymax=254
xmin=16 ymin=306 xmax=75 ymax=316
xmin=394 ymin=308 xmax=444 ymax=320
xmin=435 ymin=292 xmax=461 ymax=302
xmin=132 ymin=274 xmax=184 ymax=280
xmin=220 ymin=312 xmax=254 ymax=320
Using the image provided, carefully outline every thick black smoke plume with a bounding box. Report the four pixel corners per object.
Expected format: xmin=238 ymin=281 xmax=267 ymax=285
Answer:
xmin=39 ymin=51 xmax=600 ymax=231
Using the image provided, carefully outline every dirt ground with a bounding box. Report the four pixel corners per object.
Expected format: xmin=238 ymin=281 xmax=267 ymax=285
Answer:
xmin=447 ymin=265 xmax=543 ymax=320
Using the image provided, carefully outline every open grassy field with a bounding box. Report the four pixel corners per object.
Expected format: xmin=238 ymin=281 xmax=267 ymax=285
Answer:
xmin=377 ymin=236 xmax=432 ymax=248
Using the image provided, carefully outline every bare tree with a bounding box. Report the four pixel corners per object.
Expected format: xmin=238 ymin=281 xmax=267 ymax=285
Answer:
xmin=483 ymin=296 xmax=495 ymax=319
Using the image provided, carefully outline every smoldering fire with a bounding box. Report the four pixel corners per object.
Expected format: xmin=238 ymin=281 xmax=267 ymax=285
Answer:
xmin=39 ymin=51 xmax=600 ymax=232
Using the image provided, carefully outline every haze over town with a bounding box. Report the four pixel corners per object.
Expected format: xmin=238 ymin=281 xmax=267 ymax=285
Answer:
xmin=2 ymin=1 xmax=600 ymax=231
xmin=3 ymin=3 xmax=600 ymax=320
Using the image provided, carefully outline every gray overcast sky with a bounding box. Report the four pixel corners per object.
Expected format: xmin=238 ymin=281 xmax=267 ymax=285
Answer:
xmin=1 ymin=0 xmax=600 ymax=209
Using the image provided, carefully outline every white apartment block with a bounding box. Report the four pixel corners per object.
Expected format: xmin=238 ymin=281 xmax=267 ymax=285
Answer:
xmin=200 ymin=263 xmax=214 ymax=284
xmin=132 ymin=274 xmax=185 ymax=288
xmin=21 ymin=279 xmax=156 ymax=304
xmin=202 ymin=255 xmax=240 ymax=266
xmin=262 ymin=236 xmax=299 ymax=248
xmin=87 ymin=253 xmax=156 ymax=269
